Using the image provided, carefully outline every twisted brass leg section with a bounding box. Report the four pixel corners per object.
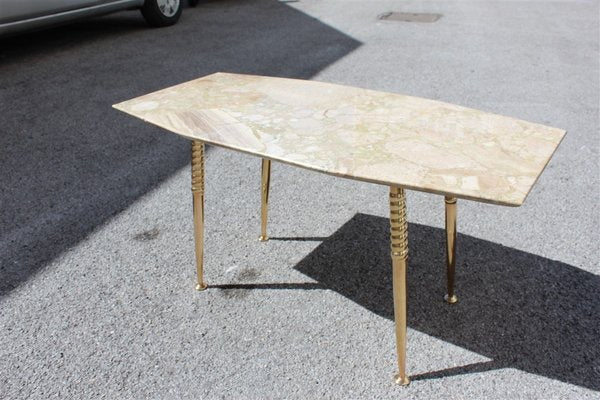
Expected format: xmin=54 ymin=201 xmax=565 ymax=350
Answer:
xmin=444 ymin=197 xmax=458 ymax=304
xmin=192 ymin=141 xmax=207 ymax=291
xmin=259 ymin=158 xmax=271 ymax=242
xmin=390 ymin=186 xmax=410 ymax=386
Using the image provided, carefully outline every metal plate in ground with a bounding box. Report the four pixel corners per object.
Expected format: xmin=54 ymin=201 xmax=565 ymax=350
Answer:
xmin=378 ymin=12 xmax=442 ymax=23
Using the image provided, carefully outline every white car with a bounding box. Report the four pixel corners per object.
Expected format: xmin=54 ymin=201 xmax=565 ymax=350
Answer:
xmin=0 ymin=0 xmax=184 ymax=37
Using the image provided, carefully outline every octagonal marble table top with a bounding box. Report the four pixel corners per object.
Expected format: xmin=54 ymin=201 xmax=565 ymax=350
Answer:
xmin=113 ymin=72 xmax=565 ymax=206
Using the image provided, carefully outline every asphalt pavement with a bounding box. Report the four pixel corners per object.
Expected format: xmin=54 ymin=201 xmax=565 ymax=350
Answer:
xmin=0 ymin=0 xmax=598 ymax=399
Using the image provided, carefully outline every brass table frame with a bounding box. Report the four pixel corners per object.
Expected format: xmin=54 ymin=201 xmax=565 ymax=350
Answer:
xmin=190 ymin=141 xmax=458 ymax=386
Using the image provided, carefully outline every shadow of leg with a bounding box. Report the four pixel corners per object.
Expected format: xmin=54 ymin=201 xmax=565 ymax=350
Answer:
xmin=293 ymin=213 xmax=600 ymax=391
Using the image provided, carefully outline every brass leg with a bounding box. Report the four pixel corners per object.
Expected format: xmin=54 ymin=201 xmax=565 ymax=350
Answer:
xmin=389 ymin=186 xmax=410 ymax=386
xmin=444 ymin=197 xmax=458 ymax=304
xmin=258 ymin=158 xmax=271 ymax=242
xmin=192 ymin=141 xmax=207 ymax=291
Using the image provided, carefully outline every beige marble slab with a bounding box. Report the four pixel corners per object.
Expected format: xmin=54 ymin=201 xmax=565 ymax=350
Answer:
xmin=113 ymin=72 xmax=565 ymax=206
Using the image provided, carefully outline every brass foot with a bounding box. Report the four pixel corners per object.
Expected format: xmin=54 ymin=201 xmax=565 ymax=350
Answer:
xmin=444 ymin=293 xmax=458 ymax=304
xmin=195 ymin=282 xmax=208 ymax=291
xmin=394 ymin=374 xmax=411 ymax=386
xmin=258 ymin=235 xmax=269 ymax=242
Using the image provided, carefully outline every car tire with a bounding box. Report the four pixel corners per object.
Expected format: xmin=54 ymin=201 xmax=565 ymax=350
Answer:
xmin=141 ymin=0 xmax=182 ymax=27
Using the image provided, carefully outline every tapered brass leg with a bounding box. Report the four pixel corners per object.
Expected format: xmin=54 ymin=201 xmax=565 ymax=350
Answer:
xmin=389 ymin=186 xmax=410 ymax=386
xmin=192 ymin=141 xmax=207 ymax=291
xmin=258 ymin=158 xmax=271 ymax=242
xmin=444 ymin=197 xmax=458 ymax=304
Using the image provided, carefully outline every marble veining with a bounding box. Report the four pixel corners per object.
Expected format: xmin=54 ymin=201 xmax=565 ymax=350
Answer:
xmin=113 ymin=72 xmax=565 ymax=206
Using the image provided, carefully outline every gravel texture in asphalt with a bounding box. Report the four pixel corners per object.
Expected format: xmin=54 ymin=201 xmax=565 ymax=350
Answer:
xmin=0 ymin=0 xmax=598 ymax=399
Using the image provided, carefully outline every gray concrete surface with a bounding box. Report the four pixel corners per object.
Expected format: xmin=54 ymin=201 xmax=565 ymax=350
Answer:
xmin=0 ymin=0 xmax=598 ymax=398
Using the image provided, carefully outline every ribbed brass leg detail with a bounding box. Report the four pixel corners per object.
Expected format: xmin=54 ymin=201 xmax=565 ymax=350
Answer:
xmin=444 ymin=197 xmax=457 ymax=304
xmin=192 ymin=141 xmax=207 ymax=291
xmin=259 ymin=158 xmax=271 ymax=242
xmin=390 ymin=186 xmax=410 ymax=386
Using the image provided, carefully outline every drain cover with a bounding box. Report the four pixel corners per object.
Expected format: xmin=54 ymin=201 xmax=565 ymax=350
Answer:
xmin=378 ymin=12 xmax=442 ymax=23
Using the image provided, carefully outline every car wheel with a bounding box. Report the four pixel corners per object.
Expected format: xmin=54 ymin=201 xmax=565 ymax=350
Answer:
xmin=141 ymin=0 xmax=182 ymax=27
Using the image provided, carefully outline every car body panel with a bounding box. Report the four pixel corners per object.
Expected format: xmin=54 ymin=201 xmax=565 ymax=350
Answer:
xmin=0 ymin=0 xmax=145 ymax=36
xmin=0 ymin=1 xmax=101 ymax=23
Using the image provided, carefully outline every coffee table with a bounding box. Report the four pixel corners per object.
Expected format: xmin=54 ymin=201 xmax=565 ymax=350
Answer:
xmin=113 ymin=72 xmax=565 ymax=385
